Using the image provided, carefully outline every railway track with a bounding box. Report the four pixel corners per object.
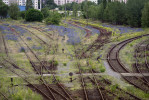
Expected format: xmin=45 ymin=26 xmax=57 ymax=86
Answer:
xmin=75 ymin=56 xmax=104 ymax=100
xmin=0 ymin=92 xmax=9 ymax=100
xmin=92 ymin=76 xmax=142 ymax=100
xmin=0 ymin=26 xmax=56 ymax=99
xmin=6 ymin=25 xmax=73 ymax=100
xmin=68 ymin=21 xmax=111 ymax=59
xmin=19 ymin=25 xmax=52 ymax=47
xmin=1 ymin=34 xmax=8 ymax=57
xmin=107 ymin=34 xmax=149 ymax=92
xmin=134 ymin=40 xmax=149 ymax=83
xmin=70 ymin=21 xmax=140 ymax=99
xmin=145 ymin=43 xmax=149 ymax=69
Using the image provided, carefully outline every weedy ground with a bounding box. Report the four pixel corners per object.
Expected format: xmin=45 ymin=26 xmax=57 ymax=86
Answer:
xmin=0 ymin=19 xmax=149 ymax=100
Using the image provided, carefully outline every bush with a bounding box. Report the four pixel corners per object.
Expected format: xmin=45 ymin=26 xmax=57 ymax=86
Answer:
xmin=19 ymin=11 xmax=26 ymax=19
xmin=25 ymin=9 xmax=43 ymax=22
xmin=45 ymin=12 xmax=61 ymax=25
xmin=100 ymin=66 xmax=105 ymax=73
xmin=63 ymin=62 xmax=67 ymax=66
xmin=41 ymin=8 xmax=49 ymax=18
xmin=49 ymin=60 xmax=59 ymax=66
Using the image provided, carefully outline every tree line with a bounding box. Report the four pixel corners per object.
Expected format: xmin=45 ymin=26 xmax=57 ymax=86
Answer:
xmin=0 ymin=0 xmax=149 ymax=27
xmin=82 ymin=0 xmax=149 ymax=27
xmin=59 ymin=0 xmax=149 ymax=27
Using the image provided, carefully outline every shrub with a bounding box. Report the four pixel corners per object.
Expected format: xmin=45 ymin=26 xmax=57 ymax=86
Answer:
xmin=63 ymin=62 xmax=67 ymax=66
xmin=100 ymin=66 xmax=105 ymax=73
xmin=111 ymin=84 xmax=119 ymax=92
xmin=25 ymin=9 xmax=43 ymax=22
xmin=41 ymin=8 xmax=49 ymax=18
xmin=45 ymin=12 xmax=61 ymax=25
xmin=49 ymin=60 xmax=59 ymax=66
xmin=19 ymin=11 xmax=26 ymax=19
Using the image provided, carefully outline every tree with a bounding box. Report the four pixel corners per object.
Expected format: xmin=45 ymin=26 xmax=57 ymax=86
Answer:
xmin=126 ymin=0 xmax=146 ymax=27
xmin=0 ymin=0 xmax=9 ymax=18
xmin=98 ymin=0 xmax=103 ymax=5
xmin=73 ymin=3 xmax=79 ymax=18
xmin=44 ymin=0 xmax=57 ymax=9
xmin=88 ymin=5 xmax=99 ymax=20
xmin=103 ymin=1 xmax=126 ymax=24
xmin=26 ymin=0 xmax=33 ymax=10
xmin=41 ymin=7 xmax=49 ymax=18
xmin=19 ymin=11 xmax=26 ymax=19
xmin=141 ymin=2 xmax=149 ymax=27
xmin=9 ymin=3 xmax=20 ymax=20
xmin=103 ymin=0 xmax=107 ymax=9
xmin=98 ymin=3 xmax=104 ymax=20
xmin=25 ymin=9 xmax=43 ymax=22
xmin=81 ymin=1 xmax=96 ymax=19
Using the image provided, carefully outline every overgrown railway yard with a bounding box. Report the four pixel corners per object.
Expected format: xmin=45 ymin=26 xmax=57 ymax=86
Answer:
xmin=0 ymin=19 xmax=149 ymax=100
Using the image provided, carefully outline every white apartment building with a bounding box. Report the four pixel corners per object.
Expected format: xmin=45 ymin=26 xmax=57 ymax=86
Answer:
xmin=54 ymin=0 xmax=75 ymax=5
xmin=2 ymin=0 xmax=39 ymax=9
xmin=111 ymin=0 xmax=127 ymax=3
xmin=2 ymin=0 xmax=9 ymax=5
xmin=54 ymin=0 xmax=98 ymax=5
xmin=88 ymin=0 xmax=97 ymax=4
xmin=17 ymin=0 xmax=39 ymax=9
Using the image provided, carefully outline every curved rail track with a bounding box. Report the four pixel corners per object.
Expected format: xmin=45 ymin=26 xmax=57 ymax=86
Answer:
xmin=107 ymin=34 xmax=149 ymax=92
xmin=134 ymin=40 xmax=149 ymax=83
xmin=145 ymin=43 xmax=149 ymax=69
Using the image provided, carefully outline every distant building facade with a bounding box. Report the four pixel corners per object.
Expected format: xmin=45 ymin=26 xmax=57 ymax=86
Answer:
xmin=111 ymin=0 xmax=127 ymax=3
xmin=54 ymin=0 xmax=98 ymax=5
xmin=2 ymin=0 xmax=9 ymax=5
xmin=2 ymin=0 xmax=39 ymax=9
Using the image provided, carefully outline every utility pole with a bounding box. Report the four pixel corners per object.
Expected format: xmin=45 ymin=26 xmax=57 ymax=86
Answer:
xmin=40 ymin=0 xmax=42 ymax=10
xmin=85 ymin=0 xmax=88 ymax=26
xmin=65 ymin=0 xmax=66 ymax=21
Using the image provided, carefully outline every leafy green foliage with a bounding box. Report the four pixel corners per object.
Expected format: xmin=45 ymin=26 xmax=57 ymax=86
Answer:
xmin=0 ymin=0 xmax=9 ymax=18
xmin=111 ymin=84 xmax=119 ymax=92
xmin=19 ymin=11 xmax=26 ymax=19
xmin=141 ymin=1 xmax=149 ymax=27
xmin=9 ymin=3 xmax=20 ymax=20
xmin=49 ymin=60 xmax=59 ymax=66
xmin=126 ymin=0 xmax=146 ymax=27
xmin=103 ymin=0 xmax=107 ymax=9
xmin=100 ymin=66 xmax=105 ymax=72
xmin=59 ymin=2 xmax=81 ymax=11
xmin=88 ymin=5 xmax=100 ymax=20
xmin=44 ymin=0 xmax=57 ymax=9
xmin=45 ymin=12 xmax=61 ymax=25
xmin=81 ymin=1 xmax=96 ymax=19
xmin=73 ymin=3 xmax=79 ymax=18
xmin=41 ymin=8 xmax=50 ymax=18
xmin=103 ymin=1 xmax=126 ymax=24
xmin=63 ymin=62 xmax=67 ymax=66
xmin=25 ymin=9 xmax=43 ymax=22
xmin=98 ymin=0 xmax=103 ymax=5
xmin=26 ymin=0 xmax=33 ymax=10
